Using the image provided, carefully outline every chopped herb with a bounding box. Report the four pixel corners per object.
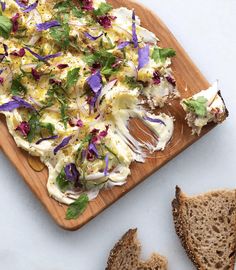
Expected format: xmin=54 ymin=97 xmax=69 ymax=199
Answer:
xmin=125 ymin=76 xmax=143 ymax=91
xmin=66 ymin=193 xmax=89 ymax=220
xmin=183 ymin=96 xmax=208 ymax=117
xmin=56 ymin=169 xmax=70 ymax=192
xmin=72 ymin=7 xmax=84 ymax=18
xmin=151 ymin=46 xmax=176 ymax=63
xmin=93 ymin=3 xmax=112 ymax=16
xmin=104 ymin=144 xmax=120 ymax=162
xmin=66 ymin=67 xmax=80 ymax=89
xmin=11 ymin=76 xmax=27 ymax=96
xmin=49 ymin=22 xmax=70 ymax=49
xmin=0 ymin=15 xmax=12 ymax=39
xmin=60 ymin=101 xmax=69 ymax=128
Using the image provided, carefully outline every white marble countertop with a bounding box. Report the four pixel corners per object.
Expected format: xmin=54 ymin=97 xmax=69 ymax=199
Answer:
xmin=0 ymin=0 xmax=236 ymax=269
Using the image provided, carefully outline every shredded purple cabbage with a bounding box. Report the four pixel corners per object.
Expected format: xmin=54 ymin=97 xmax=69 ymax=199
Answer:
xmin=23 ymin=1 xmax=38 ymax=13
xmin=36 ymin=20 xmax=61 ymax=31
xmin=53 ymin=135 xmax=72 ymax=155
xmin=82 ymin=0 xmax=94 ymax=11
xmin=104 ymin=154 xmax=109 ymax=176
xmin=138 ymin=45 xmax=149 ymax=70
xmin=0 ymin=1 xmax=6 ymax=11
xmin=36 ymin=135 xmax=58 ymax=145
xmin=84 ymin=32 xmax=103 ymax=41
xmin=14 ymin=0 xmax=38 ymax=12
xmin=14 ymin=0 xmax=26 ymax=8
xmin=143 ymin=116 xmax=166 ymax=126
xmin=0 ymin=96 xmax=35 ymax=112
xmin=64 ymin=163 xmax=80 ymax=182
xmin=117 ymin=41 xmax=131 ymax=50
xmin=132 ymin=11 xmax=138 ymax=48
xmin=88 ymin=142 xmax=99 ymax=158
xmin=25 ymin=47 xmax=62 ymax=62
xmin=15 ymin=121 xmax=30 ymax=137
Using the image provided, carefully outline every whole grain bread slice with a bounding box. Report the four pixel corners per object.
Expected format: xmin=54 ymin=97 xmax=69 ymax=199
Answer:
xmin=106 ymin=228 xmax=167 ymax=270
xmin=172 ymin=186 xmax=236 ymax=270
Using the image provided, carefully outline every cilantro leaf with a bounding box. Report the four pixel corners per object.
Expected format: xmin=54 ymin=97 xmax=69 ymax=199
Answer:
xmin=0 ymin=15 xmax=12 ymax=39
xmin=66 ymin=194 xmax=89 ymax=220
xmin=93 ymin=3 xmax=113 ymax=16
xmin=183 ymin=96 xmax=208 ymax=117
xmin=40 ymin=122 xmax=55 ymax=135
xmin=56 ymin=169 xmax=70 ymax=192
xmin=66 ymin=67 xmax=80 ymax=89
xmin=151 ymin=47 xmax=176 ymax=62
xmin=11 ymin=77 xmax=27 ymax=96
xmin=72 ymin=7 xmax=84 ymax=18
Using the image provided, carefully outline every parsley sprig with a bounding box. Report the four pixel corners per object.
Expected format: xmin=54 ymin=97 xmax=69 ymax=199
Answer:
xmin=183 ymin=96 xmax=208 ymax=117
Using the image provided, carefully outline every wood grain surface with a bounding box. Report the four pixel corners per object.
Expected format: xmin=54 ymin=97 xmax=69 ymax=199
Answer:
xmin=0 ymin=0 xmax=215 ymax=230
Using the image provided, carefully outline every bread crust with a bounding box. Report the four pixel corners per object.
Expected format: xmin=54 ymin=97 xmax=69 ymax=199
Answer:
xmin=172 ymin=186 xmax=202 ymax=270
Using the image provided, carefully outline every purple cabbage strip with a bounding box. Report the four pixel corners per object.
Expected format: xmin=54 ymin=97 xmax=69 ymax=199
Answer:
xmin=0 ymin=1 xmax=6 ymax=11
xmin=0 ymin=44 xmax=8 ymax=62
xmin=0 ymin=96 xmax=35 ymax=112
xmin=88 ymin=142 xmax=99 ymax=158
xmin=53 ymin=135 xmax=72 ymax=155
xmin=36 ymin=135 xmax=58 ymax=145
xmin=117 ymin=41 xmax=131 ymax=50
xmin=132 ymin=11 xmax=138 ymax=48
xmin=87 ymin=70 xmax=102 ymax=93
xmin=138 ymin=44 xmax=150 ymax=70
xmin=64 ymin=163 xmax=80 ymax=182
xmin=23 ymin=1 xmax=38 ymax=13
xmin=143 ymin=116 xmax=166 ymax=126
xmin=84 ymin=32 xmax=103 ymax=41
xmin=24 ymin=47 xmax=62 ymax=62
xmin=104 ymin=154 xmax=109 ymax=176
xmin=36 ymin=20 xmax=61 ymax=31
xmin=14 ymin=0 xmax=26 ymax=8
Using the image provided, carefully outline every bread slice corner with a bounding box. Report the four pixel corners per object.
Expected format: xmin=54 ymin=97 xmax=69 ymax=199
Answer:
xmin=172 ymin=186 xmax=236 ymax=270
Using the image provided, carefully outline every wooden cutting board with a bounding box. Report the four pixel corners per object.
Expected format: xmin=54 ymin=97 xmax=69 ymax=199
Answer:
xmin=0 ymin=0 xmax=215 ymax=230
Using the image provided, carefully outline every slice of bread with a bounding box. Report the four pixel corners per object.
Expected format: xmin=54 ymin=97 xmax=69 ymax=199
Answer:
xmin=106 ymin=228 xmax=167 ymax=270
xmin=172 ymin=186 xmax=236 ymax=270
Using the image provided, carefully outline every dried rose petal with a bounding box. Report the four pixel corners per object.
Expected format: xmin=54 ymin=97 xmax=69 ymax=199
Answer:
xmin=81 ymin=0 xmax=93 ymax=11
xmin=153 ymin=71 xmax=161 ymax=85
xmin=166 ymin=75 xmax=176 ymax=87
xmin=57 ymin=64 xmax=69 ymax=69
xmin=97 ymin=15 xmax=116 ymax=29
xmin=10 ymin=48 xmax=25 ymax=57
xmin=0 ymin=77 xmax=4 ymax=85
xmin=31 ymin=68 xmax=41 ymax=81
xmin=15 ymin=121 xmax=30 ymax=137
xmin=11 ymin=13 xmax=20 ymax=33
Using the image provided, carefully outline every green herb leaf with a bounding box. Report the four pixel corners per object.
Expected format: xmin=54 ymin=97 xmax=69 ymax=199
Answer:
xmin=151 ymin=47 xmax=176 ymax=63
xmin=56 ymin=169 xmax=70 ymax=192
xmin=183 ymin=96 xmax=208 ymax=117
xmin=11 ymin=77 xmax=27 ymax=96
xmin=0 ymin=15 xmax=12 ymax=39
xmin=125 ymin=76 xmax=143 ymax=91
xmin=66 ymin=67 xmax=80 ymax=89
xmin=49 ymin=22 xmax=70 ymax=49
xmin=27 ymin=113 xmax=40 ymax=143
xmin=72 ymin=7 xmax=84 ymax=18
xmin=66 ymin=194 xmax=89 ymax=220
xmin=93 ymin=3 xmax=112 ymax=16
xmin=40 ymin=122 xmax=55 ymax=135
